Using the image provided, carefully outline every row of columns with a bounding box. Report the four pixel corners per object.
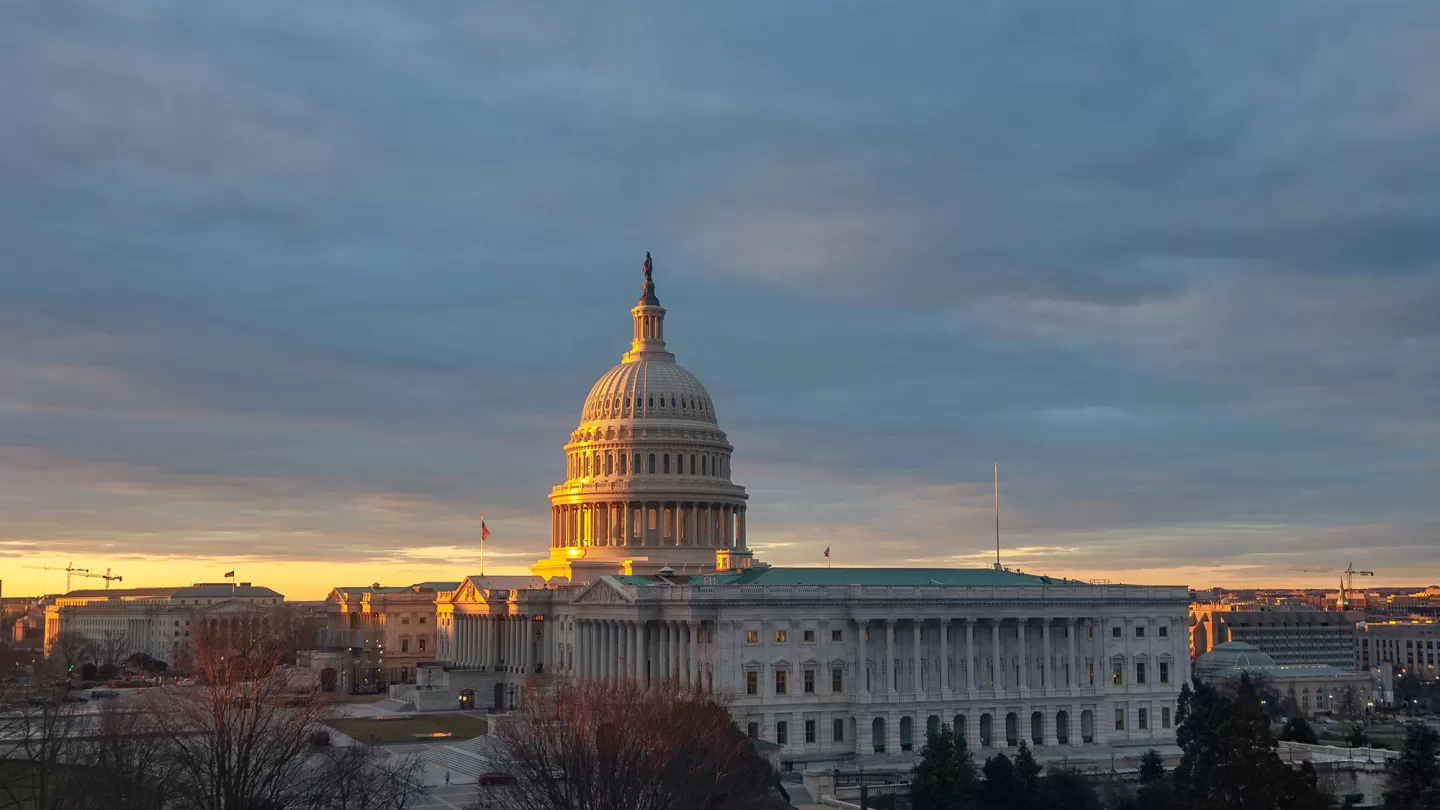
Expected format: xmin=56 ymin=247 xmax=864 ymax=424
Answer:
xmin=573 ymin=618 xmax=707 ymax=688
xmin=551 ymin=501 xmax=747 ymax=550
xmin=451 ymin=614 xmax=539 ymax=674
xmin=856 ymin=617 xmax=1091 ymax=697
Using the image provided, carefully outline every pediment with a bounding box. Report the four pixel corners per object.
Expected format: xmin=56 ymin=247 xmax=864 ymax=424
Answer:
xmin=572 ymin=578 xmax=634 ymax=606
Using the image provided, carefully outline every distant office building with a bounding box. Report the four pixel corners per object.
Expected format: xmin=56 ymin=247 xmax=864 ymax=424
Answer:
xmin=1193 ymin=642 xmax=1374 ymax=718
xmin=1356 ymin=619 xmax=1439 ymax=679
xmin=1189 ymin=604 xmax=1361 ymax=669
xmin=43 ymin=582 xmax=284 ymax=668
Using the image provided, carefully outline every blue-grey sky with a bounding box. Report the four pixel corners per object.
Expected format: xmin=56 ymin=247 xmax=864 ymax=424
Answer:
xmin=2 ymin=1 xmax=1437 ymax=598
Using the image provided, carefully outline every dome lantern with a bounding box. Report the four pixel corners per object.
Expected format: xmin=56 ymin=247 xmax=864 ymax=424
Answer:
xmin=624 ymin=251 xmax=672 ymax=363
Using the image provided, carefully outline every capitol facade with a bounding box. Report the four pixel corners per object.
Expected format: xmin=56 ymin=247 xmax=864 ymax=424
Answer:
xmin=412 ymin=256 xmax=1190 ymax=761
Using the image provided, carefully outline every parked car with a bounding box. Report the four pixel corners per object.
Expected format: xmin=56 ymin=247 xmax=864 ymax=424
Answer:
xmin=477 ymin=773 xmax=516 ymax=786
xmin=90 ymin=690 xmax=120 ymax=699
xmin=60 ymin=694 xmax=89 ymax=704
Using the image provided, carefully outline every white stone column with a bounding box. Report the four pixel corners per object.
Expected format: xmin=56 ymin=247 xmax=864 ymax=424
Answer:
xmin=1065 ymin=616 xmax=1077 ymax=686
xmin=966 ymin=619 xmax=976 ymax=695
xmin=992 ymin=620 xmax=1002 ymax=691
xmin=1042 ymin=619 xmax=1052 ymax=692
xmin=738 ymin=507 xmax=746 ymax=548
xmin=1021 ymin=619 xmax=1032 ymax=691
xmin=941 ymin=618 xmax=951 ymax=695
xmin=885 ymin=619 xmax=896 ymax=696
xmin=662 ymin=621 xmax=672 ymax=680
xmin=687 ymin=621 xmax=699 ymax=687
xmin=858 ymin=620 xmax=869 ymax=697
xmin=912 ymin=622 xmax=923 ymax=697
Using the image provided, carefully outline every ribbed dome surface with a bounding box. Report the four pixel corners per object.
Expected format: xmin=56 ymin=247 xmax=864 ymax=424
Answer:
xmin=1194 ymin=641 xmax=1279 ymax=679
xmin=581 ymin=358 xmax=717 ymax=425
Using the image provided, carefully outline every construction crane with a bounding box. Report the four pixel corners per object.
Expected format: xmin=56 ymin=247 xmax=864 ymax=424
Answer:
xmin=21 ymin=561 xmax=91 ymax=592
xmin=74 ymin=568 xmax=124 ymax=590
xmin=1288 ymin=562 xmax=1375 ymax=609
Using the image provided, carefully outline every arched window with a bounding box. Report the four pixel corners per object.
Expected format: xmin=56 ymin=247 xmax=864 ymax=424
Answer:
xmin=648 ymin=454 xmax=656 ymax=474
xmin=663 ymin=454 xmax=670 ymax=474
xmin=690 ymin=454 xmax=696 ymax=473
xmin=605 ymin=452 xmax=613 ymax=475
xmin=648 ymin=396 xmax=654 ymax=408
xmin=676 ymin=455 xmax=683 ymax=474
xmin=670 ymin=396 xmax=676 ymax=407
xmin=584 ymin=455 xmax=591 ymax=477
xmin=702 ymin=456 xmax=707 ymax=476
xmin=634 ymin=454 xmax=641 ymax=473
xmin=618 ymin=454 xmax=627 ymax=475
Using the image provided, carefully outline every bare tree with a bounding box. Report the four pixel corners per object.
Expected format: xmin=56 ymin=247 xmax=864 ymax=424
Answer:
xmin=47 ymin=631 xmax=94 ymax=676
xmin=491 ymin=678 xmax=783 ymax=810
xmin=96 ymin=629 xmax=131 ymax=669
xmin=300 ymin=744 xmax=428 ymax=810
xmin=0 ymin=679 xmax=90 ymax=810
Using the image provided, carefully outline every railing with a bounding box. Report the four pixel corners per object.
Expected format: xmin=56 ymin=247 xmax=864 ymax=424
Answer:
xmin=1276 ymin=741 xmax=1398 ymax=763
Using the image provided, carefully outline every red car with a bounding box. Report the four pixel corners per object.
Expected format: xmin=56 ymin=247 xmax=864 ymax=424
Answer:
xmin=477 ymin=773 xmax=516 ymax=786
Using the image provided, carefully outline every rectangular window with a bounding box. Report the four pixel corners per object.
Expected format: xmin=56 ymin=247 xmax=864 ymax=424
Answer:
xmin=1135 ymin=626 xmax=1145 ymax=638
xmin=1112 ymin=626 xmax=1122 ymax=639
xmin=1116 ymin=708 xmax=1125 ymax=730
xmin=1162 ymin=707 xmax=1172 ymax=729
xmin=1158 ymin=626 xmax=1168 ymax=638
xmin=776 ymin=630 xmax=787 ymax=644
xmin=832 ymin=668 xmax=844 ymax=693
xmin=1138 ymin=708 xmax=1148 ymax=729
xmin=747 ymin=722 xmax=758 ymax=739
xmin=833 ymin=718 xmax=845 ymax=742
xmin=746 ymin=631 xmax=758 ymax=644
xmin=746 ymin=671 xmax=758 ymax=695
xmin=832 ymin=629 xmax=843 ymax=643
xmin=419 ymin=638 xmax=426 ymax=652
xmin=803 ymin=629 xmax=815 ymax=643
xmin=1136 ymin=662 xmax=1147 ymax=685
xmin=1113 ymin=662 xmax=1124 ymax=686
xmin=805 ymin=720 xmax=816 ymax=744
xmin=776 ymin=721 xmax=788 ymax=745
xmin=1159 ymin=662 xmax=1170 ymax=684
xmin=775 ymin=670 xmax=788 ymax=695
xmin=864 ymin=629 xmax=871 ymax=642
xmin=804 ymin=670 xmax=815 ymax=693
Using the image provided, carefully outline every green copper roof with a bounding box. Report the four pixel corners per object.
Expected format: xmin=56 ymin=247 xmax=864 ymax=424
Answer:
xmin=613 ymin=567 xmax=1080 ymax=588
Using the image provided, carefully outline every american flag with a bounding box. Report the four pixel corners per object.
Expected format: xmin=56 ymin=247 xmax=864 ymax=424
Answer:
xmin=824 ymin=546 xmax=830 ymax=558
xmin=481 ymin=519 xmax=491 ymax=542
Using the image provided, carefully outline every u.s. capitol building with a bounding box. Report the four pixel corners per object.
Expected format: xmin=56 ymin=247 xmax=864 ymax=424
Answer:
xmin=408 ymin=256 xmax=1189 ymax=760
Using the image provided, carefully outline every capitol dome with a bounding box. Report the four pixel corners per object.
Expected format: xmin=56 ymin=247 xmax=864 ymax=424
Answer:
xmin=581 ymin=359 xmax=718 ymax=426
xmin=532 ymin=253 xmax=753 ymax=583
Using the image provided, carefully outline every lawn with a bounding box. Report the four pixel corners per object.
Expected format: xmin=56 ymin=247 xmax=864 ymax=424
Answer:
xmin=324 ymin=713 xmax=489 ymax=744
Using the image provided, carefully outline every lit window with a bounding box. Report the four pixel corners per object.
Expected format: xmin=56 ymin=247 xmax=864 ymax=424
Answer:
xmin=775 ymin=630 xmax=787 ymax=644
xmin=1113 ymin=662 xmax=1124 ymax=686
xmin=746 ymin=631 xmax=758 ymax=644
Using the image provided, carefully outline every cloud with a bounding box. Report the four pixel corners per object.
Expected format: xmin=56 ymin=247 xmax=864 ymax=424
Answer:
xmin=0 ymin=0 xmax=1437 ymax=595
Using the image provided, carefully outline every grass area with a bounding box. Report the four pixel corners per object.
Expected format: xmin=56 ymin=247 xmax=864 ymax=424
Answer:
xmin=324 ymin=713 xmax=488 ymax=744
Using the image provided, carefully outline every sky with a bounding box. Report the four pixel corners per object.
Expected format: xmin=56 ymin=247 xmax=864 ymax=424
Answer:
xmin=1 ymin=1 xmax=1437 ymax=600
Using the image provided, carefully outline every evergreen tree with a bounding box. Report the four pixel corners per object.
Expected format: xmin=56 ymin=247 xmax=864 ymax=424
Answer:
xmin=1038 ymin=767 xmax=1100 ymax=810
xmin=1382 ymin=722 xmax=1440 ymax=810
xmin=1012 ymin=742 xmax=1041 ymax=799
xmin=1278 ymin=715 xmax=1318 ymax=745
xmin=1171 ymin=674 xmax=1329 ymax=810
xmin=978 ymin=752 xmax=1020 ymax=810
xmin=1137 ymin=749 xmax=1165 ymax=783
xmin=911 ymin=723 xmax=978 ymax=810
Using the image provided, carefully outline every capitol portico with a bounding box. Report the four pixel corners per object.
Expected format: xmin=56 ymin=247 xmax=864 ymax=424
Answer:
xmin=404 ymin=254 xmax=1189 ymax=762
